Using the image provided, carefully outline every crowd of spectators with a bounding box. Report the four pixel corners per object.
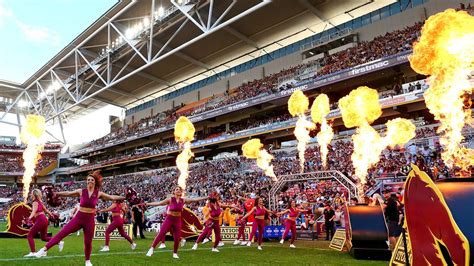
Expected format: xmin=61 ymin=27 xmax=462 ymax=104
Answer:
xmin=75 ymin=22 xmax=423 ymax=154
xmin=0 ymin=153 xmax=58 ymax=173
xmin=316 ymin=23 xmax=422 ymax=76
xmin=71 ymin=119 xmax=443 ymax=173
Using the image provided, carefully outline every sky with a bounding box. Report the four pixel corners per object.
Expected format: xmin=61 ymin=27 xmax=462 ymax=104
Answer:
xmin=0 ymin=0 xmax=118 ymax=83
xmin=0 ymin=0 xmax=122 ymax=148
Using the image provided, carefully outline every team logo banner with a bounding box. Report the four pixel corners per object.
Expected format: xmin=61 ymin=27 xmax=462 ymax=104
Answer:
xmin=93 ymin=223 xmax=133 ymax=240
xmin=395 ymin=165 xmax=472 ymax=266
xmin=4 ymin=203 xmax=32 ymax=237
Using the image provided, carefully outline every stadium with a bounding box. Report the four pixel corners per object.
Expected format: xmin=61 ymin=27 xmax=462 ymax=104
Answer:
xmin=0 ymin=0 xmax=473 ymax=265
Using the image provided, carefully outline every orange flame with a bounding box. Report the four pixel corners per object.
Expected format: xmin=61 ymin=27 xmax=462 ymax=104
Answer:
xmin=242 ymin=138 xmax=277 ymax=181
xmin=20 ymin=115 xmax=46 ymax=203
xmin=339 ymin=87 xmax=416 ymax=198
xmin=311 ymin=94 xmax=334 ymax=169
xmin=410 ymin=9 xmax=474 ymax=171
xmin=174 ymin=116 xmax=195 ymax=191
xmin=288 ymin=90 xmax=315 ymax=172
xmin=384 ymin=118 xmax=416 ymax=148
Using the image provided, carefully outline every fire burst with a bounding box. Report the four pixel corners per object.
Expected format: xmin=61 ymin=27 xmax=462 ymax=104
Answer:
xmin=288 ymin=90 xmax=315 ymax=172
xmin=339 ymin=87 xmax=415 ymax=198
xmin=410 ymin=9 xmax=474 ymax=171
xmin=20 ymin=115 xmax=46 ymax=203
xmin=311 ymin=94 xmax=334 ymax=169
xmin=242 ymin=138 xmax=277 ymax=181
xmin=174 ymin=116 xmax=195 ymax=191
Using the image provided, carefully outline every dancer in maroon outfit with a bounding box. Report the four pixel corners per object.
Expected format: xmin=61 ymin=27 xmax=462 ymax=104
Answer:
xmin=34 ymin=171 xmax=124 ymax=266
xmin=98 ymin=201 xmax=136 ymax=252
xmin=277 ymin=200 xmax=307 ymax=248
xmin=145 ymin=186 xmax=207 ymax=259
xmin=192 ymin=193 xmax=235 ymax=252
xmin=242 ymin=197 xmax=274 ymax=250
xmin=24 ymin=189 xmax=60 ymax=257
xmin=233 ymin=204 xmax=248 ymax=246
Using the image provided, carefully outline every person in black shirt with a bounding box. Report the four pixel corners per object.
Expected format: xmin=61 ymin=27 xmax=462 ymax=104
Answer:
xmin=131 ymin=205 xmax=146 ymax=239
xmin=383 ymin=190 xmax=402 ymax=249
xmin=323 ymin=203 xmax=335 ymax=240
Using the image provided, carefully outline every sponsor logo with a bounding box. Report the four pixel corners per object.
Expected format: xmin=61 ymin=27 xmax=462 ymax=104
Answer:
xmin=212 ymin=226 xmax=251 ymax=242
xmin=280 ymin=85 xmax=308 ymax=96
xmin=349 ymin=60 xmax=390 ymax=76
xmin=228 ymin=102 xmax=249 ymax=111
xmin=396 ymin=53 xmax=410 ymax=62
xmin=93 ymin=223 xmax=133 ymax=240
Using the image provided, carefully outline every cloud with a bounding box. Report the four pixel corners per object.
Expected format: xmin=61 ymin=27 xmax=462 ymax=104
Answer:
xmin=16 ymin=20 xmax=61 ymax=46
xmin=0 ymin=0 xmax=61 ymax=46
xmin=0 ymin=0 xmax=13 ymax=27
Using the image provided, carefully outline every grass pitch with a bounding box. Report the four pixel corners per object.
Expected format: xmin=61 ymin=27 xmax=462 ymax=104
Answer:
xmin=0 ymin=223 xmax=387 ymax=265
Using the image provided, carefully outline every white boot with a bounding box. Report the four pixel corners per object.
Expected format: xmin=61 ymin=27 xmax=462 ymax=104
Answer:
xmin=146 ymin=248 xmax=154 ymax=257
xmin=218 ymin=241 xmax=224 ymax=247
xmin=35 ymin=248 xmax=47 ymax=258
xmin=131 ymin=243 xmax=137 ymax=250
xmin=240 ymin=241 xmax=247 ymax=246
xmin=158 ymin=243 xmax=166 ymax=249
xmin=211 ymin=248 xmax=219 ymax=252
xmin=280 ymin=239 xmax=284 ymax=244
xmin=59 ymin=241 xmax=65 ymax=252
xmin=202 ymin=238 xmax=210 ymax=244
xmin=24 ymin=252 xmax=35 ymax=257
xmin=257 ymin=245 xmax=263 ymax=250
xmin=233 ymin=240 xmax=240 ymax=245
xmin=246 ymin=242 xmax=251 ymax=247
xmin=191 ymin=243 xmax=198 ymax=250
xmin=85 ymin=260 xmax=93 ymax=266
xmin=99 ymin=246 xmax=109 ymax=252
xmin=173 ymin=253 xmax=179 ymax=259
xmin=180 ymin=238 xmax=186 ymax=247
xmin=290 ymin=244 xmax=296 ymax=248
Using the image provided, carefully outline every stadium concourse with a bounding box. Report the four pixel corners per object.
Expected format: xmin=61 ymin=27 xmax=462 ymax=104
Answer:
xmin=1 ymin=0 xmax=474 ymax=265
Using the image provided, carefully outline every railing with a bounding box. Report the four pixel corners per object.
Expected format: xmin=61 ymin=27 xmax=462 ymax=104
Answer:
xmin=300 ymin=28 xmax=354 ymax=52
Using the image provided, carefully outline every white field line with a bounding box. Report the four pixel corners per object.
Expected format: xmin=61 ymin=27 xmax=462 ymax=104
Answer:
xmin=0 ymin=242 xmax=332 ymax=262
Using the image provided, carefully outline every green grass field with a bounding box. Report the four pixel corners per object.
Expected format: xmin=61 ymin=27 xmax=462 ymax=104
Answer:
xmin=0 ymin=223 xmax=387 ymax=265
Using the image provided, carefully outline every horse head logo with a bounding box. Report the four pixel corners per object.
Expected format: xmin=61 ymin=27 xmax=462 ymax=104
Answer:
xmin=404 ymin=164 xmax=469 ymax=265
xmin=5 ymin=203 xmax=32 ymax=236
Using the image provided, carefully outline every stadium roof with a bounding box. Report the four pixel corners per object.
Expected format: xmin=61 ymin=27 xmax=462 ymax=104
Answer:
xmin=1 ymin=0 xmax=397 ymax=124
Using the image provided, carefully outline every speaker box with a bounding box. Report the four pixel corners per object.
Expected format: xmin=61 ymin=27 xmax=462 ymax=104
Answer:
xmin=345 ymin=205 xmax=392 ymax=260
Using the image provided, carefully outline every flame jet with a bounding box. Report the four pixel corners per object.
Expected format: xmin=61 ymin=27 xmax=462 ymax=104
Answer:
xmin=339 ymin=87 xmax=415 ymax=199
xmin=20 ymin=115 xmax=46 ymax=203
xmin=410 ymin=9 xmax=474 ymax=170
xmin=174 ymin=116 xmax=195 ymax=191
xmin=288 ymin=90 xmax=315 ymax=173
xmin=242 ymin=138 xmax=277 ymax=181
xmin=310 ymin=94 xmax=334 ymax=169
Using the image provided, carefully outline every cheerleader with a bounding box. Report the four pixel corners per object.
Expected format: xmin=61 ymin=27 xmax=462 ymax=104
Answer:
xmin=145 ymin=186 xmax=206 ymax=259
xmin=242 ymin=197 xmax=273 ymax=250
xmin=35 ymin=171 xmax=125 ymax=266
xmin=98 ymin=200 xmax=136 ymax=252
xmin=277 ymin=200 xmax=307 ymax=248
xmin=192 ymin=193 xmax=234 ymax=252
xmin=24 ymin=189 xmax=63 ymax=257
xmin=152 ymin=205 xmax=186 ymax=249
xmin=233 ymin=199 xmax=248 ymax=246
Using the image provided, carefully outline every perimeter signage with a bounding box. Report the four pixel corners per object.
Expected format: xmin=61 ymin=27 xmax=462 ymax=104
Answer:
xmin=329 ymin=229 xmax=346 ymax=251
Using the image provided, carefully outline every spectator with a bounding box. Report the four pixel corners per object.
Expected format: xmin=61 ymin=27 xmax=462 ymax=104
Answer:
xmin=323 ymin=203 xmax=335 ymax=240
